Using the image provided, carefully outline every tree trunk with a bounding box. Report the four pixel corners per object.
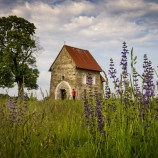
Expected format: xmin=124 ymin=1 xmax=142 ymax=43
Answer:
xmin=17 ymin=80 xmax=24 ymax=100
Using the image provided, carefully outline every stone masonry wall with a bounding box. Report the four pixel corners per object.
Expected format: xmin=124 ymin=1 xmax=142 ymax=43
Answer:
xmin=50 ymin=47 xmax=76 ymax=99
xmin=75 ymin=69 xmax=104 ymax=99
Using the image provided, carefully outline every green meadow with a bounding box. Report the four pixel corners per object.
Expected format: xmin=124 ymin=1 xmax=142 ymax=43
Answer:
xmin=0 ymin=99 xmax=93 ymax=158
xmin=1 ymin=97 xmax=158 ymax=158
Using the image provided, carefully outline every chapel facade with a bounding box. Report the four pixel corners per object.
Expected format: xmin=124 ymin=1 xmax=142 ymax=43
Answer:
xmin=49 ymin=45 xmax=104 ymax=100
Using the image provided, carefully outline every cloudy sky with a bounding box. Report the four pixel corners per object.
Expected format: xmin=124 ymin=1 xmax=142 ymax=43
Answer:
xmin=0 ymin=0 xmax=158 ymax=99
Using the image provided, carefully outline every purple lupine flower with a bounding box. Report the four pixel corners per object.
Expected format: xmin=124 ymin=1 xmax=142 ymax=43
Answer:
xmin=120 ymin=42 xmax=129 ymax=83
xmin=105 ymin=87 xmax=111 ymax=99
xmin=109 ymin=59 xmax=117 ymax=81
xmin=142 ymin=54 xmax=155 ymax=105
xmin=8 ymin=97 xmax=17 ymax=109
xmin=7 ymin=95 xmax=29 ymax=125
xmin=95 ymin=99 xmax=105 ymax=135
xmin=108 ymin=58 xmax=120 ymax=93
xmin=83 ymin=101 xmax=91 ymax=127
xmin=103 ymin=70 xmax=111 ymax=99
xmin=82 ymin=89 xmax=96 ymax=139
xmin=120 ymin=42 xmax=132 ymax=103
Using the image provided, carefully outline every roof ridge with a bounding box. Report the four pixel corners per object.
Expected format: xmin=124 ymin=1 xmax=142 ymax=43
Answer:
xmin=64 ymin=45 xmax=88 ymax=52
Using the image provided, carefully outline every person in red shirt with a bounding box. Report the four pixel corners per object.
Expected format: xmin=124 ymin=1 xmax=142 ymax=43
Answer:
xmin=72 ymin=89 xmax=76 ymax=100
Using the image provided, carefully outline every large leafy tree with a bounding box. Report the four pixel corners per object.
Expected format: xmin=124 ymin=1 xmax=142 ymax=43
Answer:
xmin=0 ymin=15 xmax=39 ymax=97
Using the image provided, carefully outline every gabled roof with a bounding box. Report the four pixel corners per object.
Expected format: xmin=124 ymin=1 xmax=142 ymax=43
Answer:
xmin=49 ymin=45 xmax=102 ymax=72
xmin=64 ymin=45 xmax=102 ymax=71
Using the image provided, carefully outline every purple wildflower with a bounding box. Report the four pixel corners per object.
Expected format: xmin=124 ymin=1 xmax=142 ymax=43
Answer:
xmin=120 ymin=42 xmax=132 ymax=104
xmin=95 ymin=99 xmax=105 ymax=135
xmin=142 ymin=54 xmax=155 ymax=105
xmin=108 ymin=58 xmax=119 ymax=87
xmin=108 ymin=58 xmax=120 ymax=96
xmin=7 ymin=96 xmax=29 ymax=125
xmin=120 ymin=42 xmax=129 ymax=85
xmin=133 ymin=68 xmax=142 ymax=99
xmin=83 ymin=96 xmax=93 ymax=127
xmin=102 ymin=70 xmax=111 ymax=99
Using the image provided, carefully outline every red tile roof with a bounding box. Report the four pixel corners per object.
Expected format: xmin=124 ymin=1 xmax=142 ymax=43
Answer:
xmin=64 ymin=45 xmax=102 ymax=72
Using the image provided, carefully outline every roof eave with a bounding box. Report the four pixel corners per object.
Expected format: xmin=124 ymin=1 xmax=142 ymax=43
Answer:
xmin=76 ymin=66 xmax=102 ymax=72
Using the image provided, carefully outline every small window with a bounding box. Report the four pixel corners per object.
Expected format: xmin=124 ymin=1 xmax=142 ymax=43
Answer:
xmin=92 ymin=75 xmax=96 ymax=84
xmin=83 ymin=73 xmax=95 ymax=85
xmin=62 ymin=75 xmax=65 ymax=80
xmin=86 ymin=73 xmax=93 ymax=85
xmin=83 ymin=74 xmax=86 ymax=84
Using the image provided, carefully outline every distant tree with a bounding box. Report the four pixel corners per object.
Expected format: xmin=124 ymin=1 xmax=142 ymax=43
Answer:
xmin=0 ymin=15 xmax=39 ymax=97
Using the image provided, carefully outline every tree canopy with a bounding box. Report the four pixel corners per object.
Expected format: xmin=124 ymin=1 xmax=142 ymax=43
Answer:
xmin=0 ymin=15 xmax=39 ymax=97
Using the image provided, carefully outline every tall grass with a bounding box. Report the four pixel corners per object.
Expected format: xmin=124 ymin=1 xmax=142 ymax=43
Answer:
xmin=0 ymin=99 xmax=100 ymax=158
xmin=1 ymin=97 xmax=158 ymax=157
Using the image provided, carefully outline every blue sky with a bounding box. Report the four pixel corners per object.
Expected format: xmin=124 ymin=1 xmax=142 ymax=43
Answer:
xmin=0 ymin=0 xmax=158 ymax=98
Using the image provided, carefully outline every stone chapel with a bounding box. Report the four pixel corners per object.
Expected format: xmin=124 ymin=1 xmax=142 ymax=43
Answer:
xmin=49 ymin=45 xmax=105 ymax=100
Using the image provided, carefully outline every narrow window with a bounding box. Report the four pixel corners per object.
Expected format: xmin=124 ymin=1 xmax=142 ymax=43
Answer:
xmin=86 ymin=73 xmax=93 ymax=85
xmin=92 ymin=75 xmax=96 ymax=85
xmin=83 ymin=74 xmax=86 ymax=84
xmin=62 ymin=75 xmax=65 ymax=80
xmin=83 ymin=73 xmax=95 ymax=85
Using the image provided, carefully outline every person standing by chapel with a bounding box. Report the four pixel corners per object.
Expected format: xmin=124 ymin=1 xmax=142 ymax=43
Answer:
xmin=72 ymin=89 xmax=76 ymax=100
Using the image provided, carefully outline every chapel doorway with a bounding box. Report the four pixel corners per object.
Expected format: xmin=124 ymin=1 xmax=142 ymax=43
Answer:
xmin=60 ymin=89 xmax=66 ymax=100
xmin=55 ymin=81 xmax=72 ymax=100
